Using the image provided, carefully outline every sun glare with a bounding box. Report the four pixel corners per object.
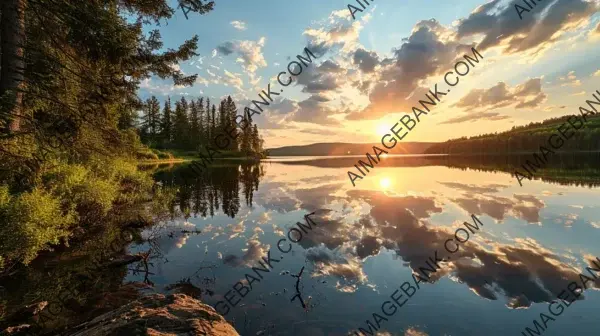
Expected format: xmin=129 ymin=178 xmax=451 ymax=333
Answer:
xmin=376 ymin=123 xmax=388 ymax=135
xmin=380 ymin=177 xmax=392 ymax=189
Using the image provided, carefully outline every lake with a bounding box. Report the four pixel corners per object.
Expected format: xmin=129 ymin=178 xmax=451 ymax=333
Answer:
xmin=128 ymin=154 xmax=600 ymax=336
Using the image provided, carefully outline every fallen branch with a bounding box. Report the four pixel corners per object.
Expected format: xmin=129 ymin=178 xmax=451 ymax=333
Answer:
xmin=290 ymin=266 xmax=306 ymax=310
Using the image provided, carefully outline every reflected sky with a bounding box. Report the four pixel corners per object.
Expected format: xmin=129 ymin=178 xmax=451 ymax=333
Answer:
xmin=129 ymin=160 xmax=600 ymax=336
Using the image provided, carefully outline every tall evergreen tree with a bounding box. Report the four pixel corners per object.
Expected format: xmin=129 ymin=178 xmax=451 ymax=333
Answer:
xmin=161 ymin=98 xmax=173 ymax=147
xmin=173 ymin=98 xmax=189 ymax=149
xmin=218 ymin=99 xmax=227 ymax=133
xmin=226 ymin=96 xmax=238 ymax=151
xmin=240 ymin=113 xmax=253 ymax=154
xmin=197 ymin=97 xmax=205 ymax=144
xmin=205 ymin=98 xmax=211 ymax=140
xmin=189 ymin=99 xmax=200 ymax=149
xmin=0 ymin=0 xmax=26 ymax=132
xmin=211 ymin=104 xmax=217 ymax=142
xmin=251 ymin=124 xmax=261 ymax=154
xmin=142 ymin=96 xmax=161 ymax=146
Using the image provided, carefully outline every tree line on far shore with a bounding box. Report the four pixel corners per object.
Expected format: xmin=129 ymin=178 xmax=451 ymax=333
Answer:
xmin=138 ymin=95 xmax=264 ymax=155
xmin=425 ymin=114 xmax=600 ymax=154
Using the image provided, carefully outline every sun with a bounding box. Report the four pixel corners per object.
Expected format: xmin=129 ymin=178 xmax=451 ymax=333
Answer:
xmin=376 ymin=122 xmax=389 ymax=136
xmin=380 ymin=177 xmax=392 ymax=189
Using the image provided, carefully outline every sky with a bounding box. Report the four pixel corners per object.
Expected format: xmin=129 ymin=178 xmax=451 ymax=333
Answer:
xmin=137 ymin=0 xmax=600 ymax=148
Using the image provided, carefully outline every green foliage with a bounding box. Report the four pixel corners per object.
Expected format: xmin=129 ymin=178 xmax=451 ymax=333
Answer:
xmin=0 ymin=153 xmax=157 ymax=263
xmin=0 ymin=185 xmax=76 ymax=264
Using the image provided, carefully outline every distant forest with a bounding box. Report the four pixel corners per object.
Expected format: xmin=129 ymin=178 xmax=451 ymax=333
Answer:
xmin=268 ymin=142 xmax=436 ymax=156
xmin=425 ymin=114 xmax=600 ymax=154
xmin=138 ymin=95 xmax=264 ymax=155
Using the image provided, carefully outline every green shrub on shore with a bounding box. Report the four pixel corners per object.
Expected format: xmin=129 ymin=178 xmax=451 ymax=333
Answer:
xmin=0 ymin=156 xmax=160 ymax=265
xmin=0 ymin=185 xmax=76 ymax=264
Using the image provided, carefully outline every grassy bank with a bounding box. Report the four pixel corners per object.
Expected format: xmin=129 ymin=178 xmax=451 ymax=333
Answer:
xmin=137 ymin=147 xmax=265 ymax=164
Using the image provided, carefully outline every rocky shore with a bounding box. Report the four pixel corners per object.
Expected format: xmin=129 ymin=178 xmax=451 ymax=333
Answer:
xmin=4 ymin=294 xmax=239 ymax=336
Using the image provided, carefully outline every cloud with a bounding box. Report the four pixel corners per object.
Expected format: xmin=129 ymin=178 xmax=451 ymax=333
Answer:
xmin=450 ymin=194 xmax=545 ymax=224
xmin=457 ymin=0 xmax=598 ymax=56
xmin=311 ymin=257 xmax=368 ymax=292
xmin=291 ymin=94 xmax=341 ymax=125
xmin=353 ymin=48 xmax=379 ymax=73
xmin=195 ymin=76 xmax=209 ymax=87
xmin=342 ymin=189 xmax=599 ymax=307
xmin=590 ymin=21 xmax=600 ymax=39
xmin=252 ymin=98 xmax=299 ymax=130
xmin=346 ymin=19 xmax=474 ymax=120
xmin=222 ymin=239 xmax=270 ymax=267
xmin=559 ymin=70 xmax=582 ymax=87
xmin=340 ymin=0 xmax=598 ymax=121
xmin=141 ymin=220 xmax=196 ymax=254
xmin=294 ymin=60 xmax=346 ymax=94
xmin=439 ymin=111 xmax=510 ymax=124
xmin=267 ymin=98 xmax=298 ymax=116
xmin=438 ymin=182 xmax=509 ymax=194
xmin=452 ymin=78 xmax=547 ymax=115
xmin=230 ymin=20 xmax=247 ymax=31
xmin=593 ymin=69 xmax=600 ymax=77
xmin=405 ymin=328 xmax=429 ymax=336
xmin=223 ymin=70 xmax=244 ymax=91
xmin=303 ymin=8 xmax=370 ymax=56
xmin=139 ymin=78 xmax=186 ymax=96
xmin=215 ymin=37 xmax=267 ymax=75
xmin=216 ymin=42 xmax=235 ymax=56
xmin=300 ymin=128 xmax=339 ymax=136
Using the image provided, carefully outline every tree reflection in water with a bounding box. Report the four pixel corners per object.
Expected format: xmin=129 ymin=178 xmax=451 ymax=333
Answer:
xmin=150 ymin=161 xmax=265 ymax=219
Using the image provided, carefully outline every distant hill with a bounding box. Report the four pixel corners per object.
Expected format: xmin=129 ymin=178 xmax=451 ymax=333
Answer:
xmin=424 ymin=114 xmax=600 ymax=154
xmin=267 ymin=142 xmax=437 ymax=156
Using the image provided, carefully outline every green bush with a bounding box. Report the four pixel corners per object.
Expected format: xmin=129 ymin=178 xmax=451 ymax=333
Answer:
xmin=41 ymin=162 xmax=119 ymax=216
xmin=0 ymin=152 xmax=159 ymax=265
xmin=0 ymin=185 xmax=76 ymax=264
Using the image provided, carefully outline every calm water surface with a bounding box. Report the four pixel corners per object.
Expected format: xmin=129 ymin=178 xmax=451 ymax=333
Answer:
xmin=131 ymin=156 xmax=600 ymax=336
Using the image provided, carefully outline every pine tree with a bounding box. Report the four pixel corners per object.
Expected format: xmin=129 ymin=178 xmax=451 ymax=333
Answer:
xmin=189 ymin=99 xmax=200 ymax=149
xmin=161 ymin=98 xmax=173 ymax=147
xmin=0 ymin=0 xmax=26 ymax=132
xmin=218 ymin=99 xmax=227 ymax=133
xmin=143 ymin=96 xmax=161 ymax=146
xmin=226 ymin=96 xmax=238 ymax=151
xmin=173 ymin=98 xmax=189 ymax=149
xmin=197 ymin=97 xmax=205 ymax=144
xmin=211 ymin=104 xmax=217 ymax=142
xmin=251 ymin=124 xmax=261 ymax=154
xmin=203 ymin=98 xmax=210 ymax=140
xmin=240 ymin=113 xmax=253 ymax=154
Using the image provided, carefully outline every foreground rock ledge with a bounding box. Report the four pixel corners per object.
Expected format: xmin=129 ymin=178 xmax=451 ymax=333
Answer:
xmin=66 ymin=293 xmax=239 ymax=336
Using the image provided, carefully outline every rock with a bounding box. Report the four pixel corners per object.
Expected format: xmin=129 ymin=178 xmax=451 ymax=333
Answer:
xmin=65 ymin=293 xmax=239 ymax=336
